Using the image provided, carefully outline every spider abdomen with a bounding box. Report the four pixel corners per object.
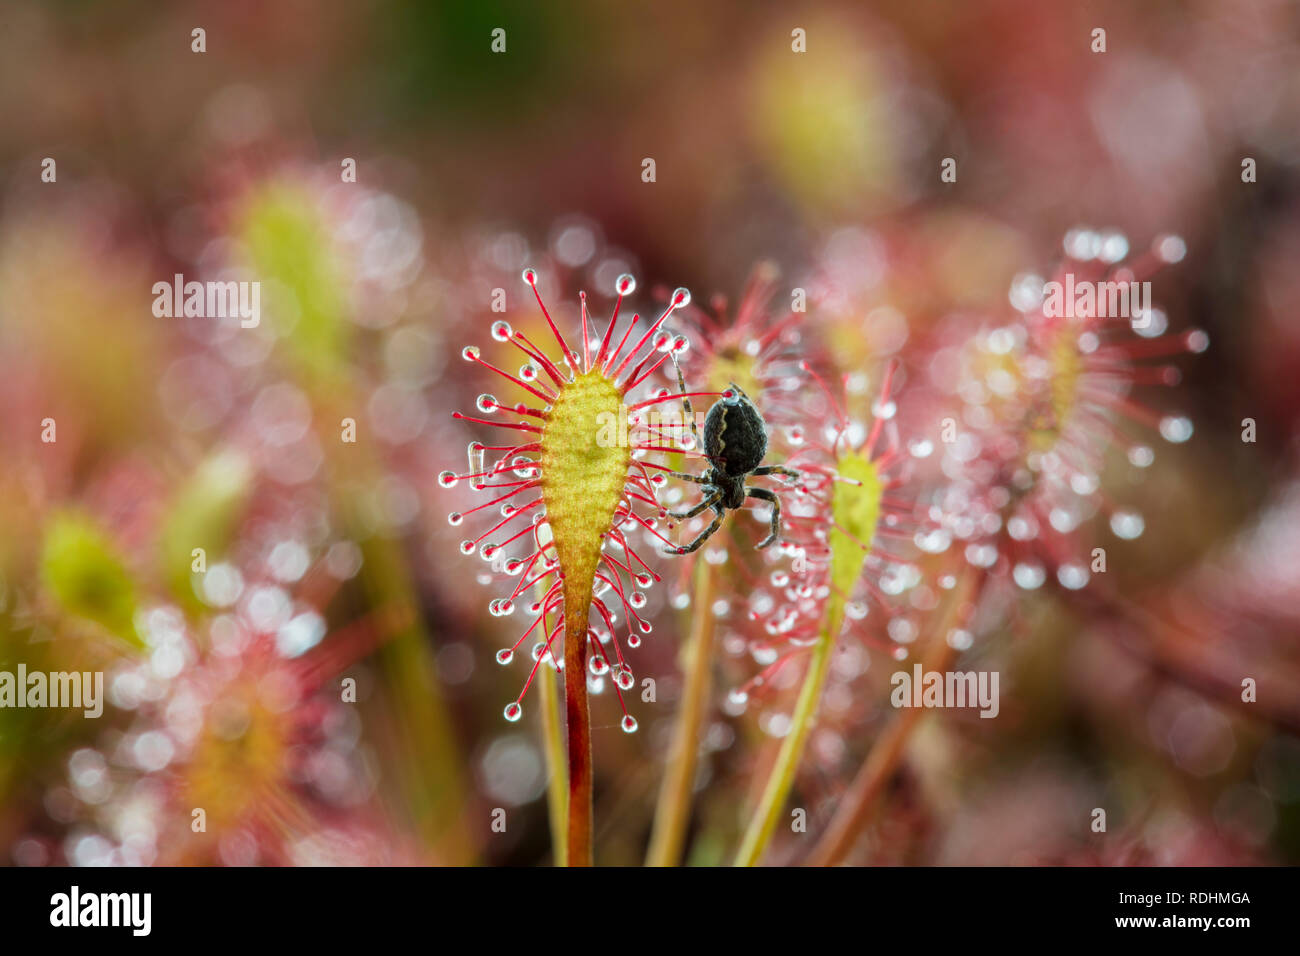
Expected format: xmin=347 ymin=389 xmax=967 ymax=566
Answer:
xmin=703 ymin=389 xmax=768 ymax=477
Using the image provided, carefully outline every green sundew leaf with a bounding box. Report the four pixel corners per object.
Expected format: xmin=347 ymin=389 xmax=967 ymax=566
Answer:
xmin=734 ymin=449 xmax=886 ymax=868
xmin=160 ymin=450 xmax=253 ymax=609
xmin=829 ymin=450 xmax=883 ymax=601
xmin=40 ymin=513 xmax=142 ymax=649
xmin=239 ymin=185 xmax=350 ymax=391
xmin=705 ymin=347 xmax=762 ymax=400
xmin=539 ymin=370 xmax=632 ymax=665
xmin=540 ymin=370 xmax=631 ymax=611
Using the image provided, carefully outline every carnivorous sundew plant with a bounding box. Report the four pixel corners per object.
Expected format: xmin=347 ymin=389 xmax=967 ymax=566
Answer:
xmin=644 ymin=266 xmax=815 ymax=865
xmin=800 ymin=229 xmax=1210 ymax=866
xmin=10 ymin=0 xmax=1300 ymax=888
xmin=731 ymin=359 xmax=931 ymax=865
xmin=926 ymin=229 xmax=1207 ymax=596
xmin=443 ymin=268 xmax=716 ymax=865
xmin=432 ymin=221 xmax=1216 ymax=869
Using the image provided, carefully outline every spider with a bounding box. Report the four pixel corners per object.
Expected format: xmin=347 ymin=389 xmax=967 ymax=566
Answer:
xmin=660 ymin=355 xmax=801 ymax=555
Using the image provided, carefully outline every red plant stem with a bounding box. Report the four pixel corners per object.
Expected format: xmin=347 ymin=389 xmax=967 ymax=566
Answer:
xmin=564 ymin=579 xmax=594 ymax=867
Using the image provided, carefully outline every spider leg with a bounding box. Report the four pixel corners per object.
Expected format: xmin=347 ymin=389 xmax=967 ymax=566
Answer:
xmin=669 ymin=350 xmax=702 ymax=452
xmin=667 ymin=488 xmax=721 ymax=520
xmin=664 ymin=506 xmax=726 ymax=555
xmin=752 ymin=464 xmax=801 ymax=481
xmin=665 ymin=470 xmax=710 ymax=485
xmin=746 ymin=487 xmax=783 ymax=549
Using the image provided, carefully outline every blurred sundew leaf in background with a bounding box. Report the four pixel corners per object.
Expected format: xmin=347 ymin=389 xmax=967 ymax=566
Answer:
xmin=160 ymin=450 xmax=253 ymax=612
xmin=818 ymin=214 xmax=1030 ymax=377
xmin=39 ymin=511 xmax=143 ymax=650
xmin=749 ymin=26 xmax=902 ymax=216
xmin=828 ymin=451 xmax=883 ymax=631
xmin=0 ymin=218 xmax=164 ymax=461
xmin=235 ymin=177 xmax=473 ymax=861
xmin=239 ymin=184 xmax=351 ymax=393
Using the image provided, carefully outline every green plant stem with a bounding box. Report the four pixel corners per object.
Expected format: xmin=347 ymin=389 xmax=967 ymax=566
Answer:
xmin=327 ymin=391 xmax=470 ymax=863
xmin=646 ymin=561 xmax=717 ymax=866
xmin=805 ymin=634 xmax=956 ymax=865
xmin=733 ymin=601 xmax=844 ymax=866
xmin=806 ymin=566 xmax=982 ymax=865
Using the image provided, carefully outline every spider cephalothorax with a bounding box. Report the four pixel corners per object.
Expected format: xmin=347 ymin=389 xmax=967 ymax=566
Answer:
xmin=663 ymin=358 xmax=800 ymax=555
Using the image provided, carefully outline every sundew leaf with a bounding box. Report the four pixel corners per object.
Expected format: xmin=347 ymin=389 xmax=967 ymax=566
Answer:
xmin=40 ymin=512 xmax=143 ymax=649
xmin=828 ymin=449 xmax=883 ymax=615
xmin=540 ymin=369 xmax=631 ymax=648
xmin=703 ymin=346 xmax=763 ymax=399
xmin=160 ymin=450 xmax=253 ymax=609
xmin=735 ymin=447 xmax=884 ymax=866
xmin=239 ymin=184 xmax=351 ymax=392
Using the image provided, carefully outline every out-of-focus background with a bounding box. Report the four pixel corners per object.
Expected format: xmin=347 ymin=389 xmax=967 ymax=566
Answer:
xmin=1 ymin=0 xmax=1298 ymax=866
